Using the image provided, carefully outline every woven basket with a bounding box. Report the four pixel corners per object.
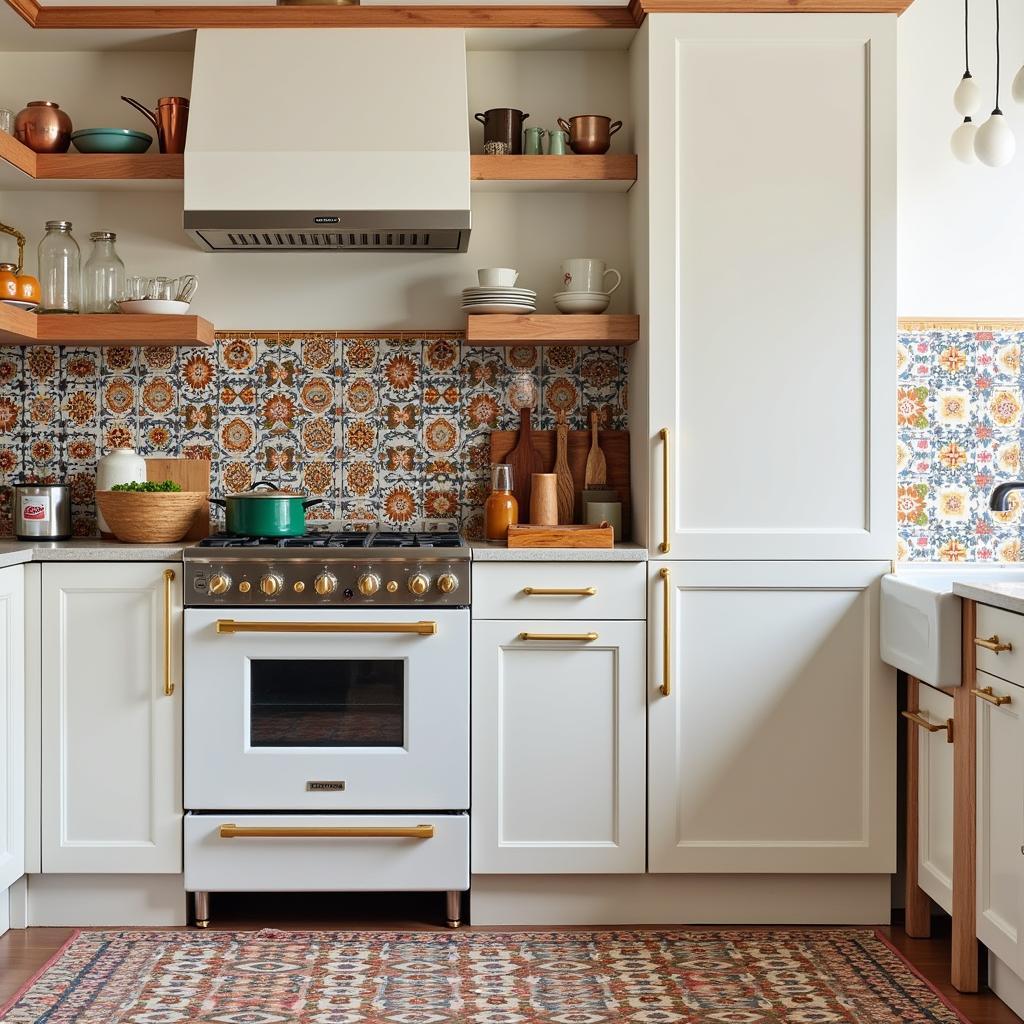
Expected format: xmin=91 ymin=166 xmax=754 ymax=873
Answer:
xmin=96 ymin=491 xmax=206 ymax=543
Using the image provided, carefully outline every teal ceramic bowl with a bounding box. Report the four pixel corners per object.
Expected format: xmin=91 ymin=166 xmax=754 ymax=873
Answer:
xmin=70 ymin=129 xmax=153 ymax=154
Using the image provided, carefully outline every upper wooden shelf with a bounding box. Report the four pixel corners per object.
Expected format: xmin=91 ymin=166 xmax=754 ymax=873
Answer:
xmin=470 ymin=154 xmax=637 ymax=193
xmin=465 ymin=313 xmax=638 ymax=346
xmin=0 ymin=132 xmax=184 ymax=191
xmin=0 ymin=304 xmax=215 ymax=347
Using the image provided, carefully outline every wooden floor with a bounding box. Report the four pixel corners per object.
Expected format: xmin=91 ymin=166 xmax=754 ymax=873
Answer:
xmin=0 ymin=897 xmax=1020 ymax=1022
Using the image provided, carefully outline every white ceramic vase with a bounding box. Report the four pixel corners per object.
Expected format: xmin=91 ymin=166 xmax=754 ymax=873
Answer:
xmin=95 ymin=448 xmax=147 ymax=534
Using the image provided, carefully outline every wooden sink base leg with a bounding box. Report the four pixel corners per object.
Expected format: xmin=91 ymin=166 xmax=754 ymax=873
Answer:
xmin=905 ymin=676 xmax=932 ymax=938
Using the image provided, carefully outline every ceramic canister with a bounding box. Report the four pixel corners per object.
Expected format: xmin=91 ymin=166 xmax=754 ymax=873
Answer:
xmin=96 ymin=448 xmax=147 ymax=534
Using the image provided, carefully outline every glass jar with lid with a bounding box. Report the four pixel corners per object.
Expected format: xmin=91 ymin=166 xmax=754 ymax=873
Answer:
xmin=82 ymin=231 xmax=126 ymax=314
xmin=37 ymin=220 xmax=80 ymax=314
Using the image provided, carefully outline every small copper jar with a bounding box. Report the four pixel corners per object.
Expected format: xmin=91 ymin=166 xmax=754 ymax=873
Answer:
xmin=15 ymin=101 xmax=72 ymax=154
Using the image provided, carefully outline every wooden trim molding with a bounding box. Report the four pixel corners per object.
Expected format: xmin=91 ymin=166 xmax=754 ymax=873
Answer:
xmin=899 ymin=317 xmax=1024 ymax=332
xmin=5 ymin=0 xmax=38 ymax=25
xmin=216 ymin=330 xmax=464 ymax=340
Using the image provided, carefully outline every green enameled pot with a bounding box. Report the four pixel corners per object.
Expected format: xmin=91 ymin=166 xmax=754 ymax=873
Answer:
xmin=209 ymin=481 xmax=325 ymax=537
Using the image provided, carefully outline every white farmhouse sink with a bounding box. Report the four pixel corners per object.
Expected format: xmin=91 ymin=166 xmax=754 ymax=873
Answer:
xmin=881 ymin=567 xmax=1024 ymax=687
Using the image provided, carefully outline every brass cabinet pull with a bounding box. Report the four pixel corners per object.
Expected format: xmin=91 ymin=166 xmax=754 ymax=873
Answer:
xmin=216 ymin=620 xmax=437 ymax=636
xmin=522 ymin=587 xmax=597 ymax=597
xmin=219 ymin=824 xmax=435 ymax=840
xmin=975 ymin=634 xmax=1013 ymax=653
xmin=901 ymin=710 xmax=953 ymax=743
xmin=659 ymin=566 xmax=671 ymax=696
xmin=659 ymin=427 xmax=671 ymax=554
xmin=972 ymin=685 xmax=1013 ymax=707
xmin=517 ymin=632 xmax=598 ymax=642
xmin=162 ymin=568 xmax=175 ymax=697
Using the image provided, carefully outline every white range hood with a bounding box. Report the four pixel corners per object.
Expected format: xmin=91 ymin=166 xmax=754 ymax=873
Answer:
xmin=184 ymin=28 xmax=471 ymax=252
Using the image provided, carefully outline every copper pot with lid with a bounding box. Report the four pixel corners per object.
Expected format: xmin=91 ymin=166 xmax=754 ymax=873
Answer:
xmin=14 ymin=101 xmax=72 ymax=154
xmin=121 ymin=95 xmax=190 ymax=154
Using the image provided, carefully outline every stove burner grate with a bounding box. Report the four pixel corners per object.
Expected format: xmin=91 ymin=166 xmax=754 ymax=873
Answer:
xmin=196 ymin=530 xmax=464 ymax=550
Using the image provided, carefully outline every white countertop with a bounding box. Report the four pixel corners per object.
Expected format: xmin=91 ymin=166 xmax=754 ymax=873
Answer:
xmin=953 ymin=579 xmax=1024 ymax=616
xmin=468 ymin=541 xmax=648 ymax=562
xmin=0 ymin=539 xmax=190 ymax=568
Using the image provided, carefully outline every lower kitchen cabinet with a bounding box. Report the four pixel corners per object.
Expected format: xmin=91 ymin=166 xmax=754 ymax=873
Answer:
xmin=0 ymin=566 xmax=25 ymax=896
xmin=41 ymin=562 xmax=182 ymax=873
xmin=648 ymin=561 xmax=895 ymax=873
xmin=914 ymin=683 xmax=955 ymax=915
xmin=975 ymin=669 xmax=1024 ymax=972
xmin=472 ymin=619 xmax=646 ymax=873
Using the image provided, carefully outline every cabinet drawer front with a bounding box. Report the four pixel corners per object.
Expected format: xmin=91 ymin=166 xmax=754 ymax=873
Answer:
xmin=975 ymin=605 xmax=1024 ymax=686
xmin=916 ymin=684 xmax=954 ymax=914
xmin=184 ymin=813 xmax=468 ymax=892
xmin=472 ymin=563 xmax=645 ymax=620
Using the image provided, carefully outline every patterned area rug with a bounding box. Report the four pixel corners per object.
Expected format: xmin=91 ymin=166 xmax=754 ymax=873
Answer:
xmin=0 ymin=928 xmax=965 ymax=1023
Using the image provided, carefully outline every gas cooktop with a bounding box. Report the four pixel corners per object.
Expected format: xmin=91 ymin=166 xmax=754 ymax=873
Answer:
xmin=195 ymin=529 xmax=465 ymax=550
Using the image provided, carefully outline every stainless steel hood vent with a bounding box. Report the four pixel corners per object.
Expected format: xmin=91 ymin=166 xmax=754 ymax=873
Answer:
xmin=184 ymin=28 xmax=471 ymax=253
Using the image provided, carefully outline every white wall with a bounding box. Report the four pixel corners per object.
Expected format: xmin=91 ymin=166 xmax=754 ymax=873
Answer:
xmin=899 ymin=0 xmax=1024 ymax=315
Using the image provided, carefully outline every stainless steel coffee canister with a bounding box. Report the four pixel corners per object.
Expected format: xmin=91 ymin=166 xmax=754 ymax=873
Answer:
xmin=14 ymin=482 xmax=72 ymax=540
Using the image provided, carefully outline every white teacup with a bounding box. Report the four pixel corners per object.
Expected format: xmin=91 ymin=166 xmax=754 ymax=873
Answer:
xmin=561 ymin=258 xmax=621 ymax=295
xmin=478 ymin=267 xmax=519 ymax=288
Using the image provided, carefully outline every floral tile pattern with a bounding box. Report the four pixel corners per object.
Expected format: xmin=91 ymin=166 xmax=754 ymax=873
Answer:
xmin=898 ymin=328 xmax=1024 ymax=562
xmin=0 ymin=333 xmax=630 ymax=540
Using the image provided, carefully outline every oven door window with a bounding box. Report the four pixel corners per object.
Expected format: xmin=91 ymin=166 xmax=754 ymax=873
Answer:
xmin=249 ymin=659 xmax=405 ymax=747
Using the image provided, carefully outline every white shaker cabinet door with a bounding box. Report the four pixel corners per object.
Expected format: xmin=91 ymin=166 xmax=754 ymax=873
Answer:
xmin=648 ymin=561 xmax=895 ymax=873
xmin=644 ymin=15 xmax=896 ymax=559
xmin=916 ymin=685 xmax=955 ymax=915
xmin=472 ymin=619 xmax=646 ymax=873
xmin=0 ymin=566 xmax=24 ymax=893
xmin=41 ymin=563 xmax=182 ymax=873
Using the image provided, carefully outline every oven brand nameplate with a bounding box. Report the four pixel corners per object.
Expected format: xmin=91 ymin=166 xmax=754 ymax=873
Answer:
xmin=307 ymin=781 xmax=346 ymax=792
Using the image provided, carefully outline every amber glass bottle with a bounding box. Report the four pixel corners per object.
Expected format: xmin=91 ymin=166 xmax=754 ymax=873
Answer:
xmin=484 ymin=464 xmax=518 ymax=542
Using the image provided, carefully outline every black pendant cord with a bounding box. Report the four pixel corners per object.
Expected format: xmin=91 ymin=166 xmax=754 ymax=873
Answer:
xmin=995 ymin=0 xmax=1002 ymax=111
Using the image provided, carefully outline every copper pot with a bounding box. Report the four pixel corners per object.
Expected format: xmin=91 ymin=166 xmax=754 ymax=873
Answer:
xmin=14 ymin=101 xmax=72 ymax=154
xmin=557 ymin=114 xmax=623 ymax=156
xmin=121 ymin=95 xmax=189 ymax=154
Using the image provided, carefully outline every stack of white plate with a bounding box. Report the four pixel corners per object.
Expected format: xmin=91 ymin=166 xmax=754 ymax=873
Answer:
xmin=554 ymin=291 xmax=610 ymax=314
xmin=462 ymin=286 xmax=537 ymax=316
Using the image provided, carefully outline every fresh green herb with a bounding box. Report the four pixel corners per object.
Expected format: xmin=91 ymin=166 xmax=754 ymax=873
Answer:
xmin=110 ymin=480 xmax=183 ymax=493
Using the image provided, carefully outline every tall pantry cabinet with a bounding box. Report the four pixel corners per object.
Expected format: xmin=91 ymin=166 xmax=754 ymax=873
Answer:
xmin=633 ymin=15 xmax=897 ymax=875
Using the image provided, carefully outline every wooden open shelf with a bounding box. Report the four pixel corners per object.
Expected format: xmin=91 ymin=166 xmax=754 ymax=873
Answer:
xmin=470 ymin=154 xmax=636 ymax=192
xmin=465 ymin=313 xmax=638 ymax=346
xmin=0 ymin=303 xmax=215 ymax=347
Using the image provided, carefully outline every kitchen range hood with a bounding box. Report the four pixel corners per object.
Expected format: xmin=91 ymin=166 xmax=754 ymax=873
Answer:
xmin=184 ymin=28 xmax=471 ymax=253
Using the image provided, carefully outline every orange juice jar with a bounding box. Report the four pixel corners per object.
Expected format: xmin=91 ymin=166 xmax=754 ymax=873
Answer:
xmin=484 ymin=464 xmax=518 ymax=543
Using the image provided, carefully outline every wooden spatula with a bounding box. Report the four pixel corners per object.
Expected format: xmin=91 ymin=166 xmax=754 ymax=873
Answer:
xmin=504 ymin=406 xmax=544 ymax=519
xmin=584 ymin=410 xmax=607 ymax=488
xmin=553 ymin=411 xmax=575 ymax=524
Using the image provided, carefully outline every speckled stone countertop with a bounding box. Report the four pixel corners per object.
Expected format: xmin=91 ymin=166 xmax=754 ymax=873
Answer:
xmin=0 ymin=540 xmax=190 ymax=569
xmin=953 ymin=579 xmax=1024 ymax=617
xmin=468 ymin=541 xmax=648 ymax=562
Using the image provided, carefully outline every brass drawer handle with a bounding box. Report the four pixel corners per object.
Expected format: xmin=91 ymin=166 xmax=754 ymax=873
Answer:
xmin=518 ymin=632 xmax=598 ymax=642
xmin=975 ymin=634 xmax=1013 ymax=653
xmin=901 ymin=710 xmax=953 ymax=743
xmin=522 ymin=587 xmax=597 ymax=597
xmin=659 ymin=427 xmax=671 ymax=554
xmin=163 ymin=569 xmax=175 ymax=697
xmin=972 ymin=685 xmax=1013 ymax=707
xmin=219 ymin=824 xmax=434 ymax=839
xmin=216 ymin=620 xmax=437 ymax=636
xmin=660 ymin=566 xmax=671 ymax=697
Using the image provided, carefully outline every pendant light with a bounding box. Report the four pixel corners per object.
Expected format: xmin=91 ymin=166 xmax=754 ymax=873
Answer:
xmin=975 ymin=0 xmax=1016 ymax=166
xmin=954 ymin=0 xmax=982 ymax=114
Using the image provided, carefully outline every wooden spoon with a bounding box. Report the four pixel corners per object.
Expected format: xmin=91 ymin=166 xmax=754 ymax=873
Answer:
xmin=504 ymin=406 xmax=544 ymax=519
xmin=584 ymin=410 xmax=607 ymax=488
xmin=553 ymin=411 xmax=575 ymax=524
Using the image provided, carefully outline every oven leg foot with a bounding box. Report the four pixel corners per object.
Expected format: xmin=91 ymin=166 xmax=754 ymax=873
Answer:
xmin=194 ymin=891 xmax=210 ymax=929
xmin=445 ymin=890 xmax=462 ymax=929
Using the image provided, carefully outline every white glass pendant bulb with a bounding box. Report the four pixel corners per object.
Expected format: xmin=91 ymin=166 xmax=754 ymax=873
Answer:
xmin=974 ymin=109 xmax=1016 ymax=166
xmin=1013 ymin=63 xmax=1024 ymax=102
xmin=955 ymin=72 xmax=983 ymax=114
xmin=951 ymin=116 xmax=979 ymax=162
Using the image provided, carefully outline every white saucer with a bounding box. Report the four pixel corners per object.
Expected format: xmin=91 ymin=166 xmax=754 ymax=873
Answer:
xmin=1 ymin=299 xmax=38 ymax=312
xmin=553 ymin=291 xmax=610 ymax=314
xmin=464 ymin=302 xmax=537 ymax=315
xmin=118 ymin=299 xmax=191 ymax=315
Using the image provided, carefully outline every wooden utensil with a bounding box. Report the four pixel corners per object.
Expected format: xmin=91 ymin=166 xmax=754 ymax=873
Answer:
xmin=584 ymin=411 xmax=607 ymax=487
xmin=505 ymin=407 xmax=544 ymax=518
xmin=553 ymin=412 xmax=574 ymax=525
xmin=530 ymin=473 xmax=558 ymax=526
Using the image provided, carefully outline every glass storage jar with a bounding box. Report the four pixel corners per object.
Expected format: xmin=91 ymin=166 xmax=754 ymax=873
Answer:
xmin=82 ymin=231 xmax=126 ymax=314
xmin=37 ymin=220 xmax=80 ymax=314
xmin=484 ymin=464 xmax=518 ymax=542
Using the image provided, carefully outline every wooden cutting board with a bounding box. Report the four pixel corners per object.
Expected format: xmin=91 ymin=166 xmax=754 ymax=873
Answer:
xmin=490 ymin=429 xmax=630 ymax=531
xmin=507 ymin=524 xmax=614 ymax=548
xmin=145 ymin=458 xmax=211 ymax=541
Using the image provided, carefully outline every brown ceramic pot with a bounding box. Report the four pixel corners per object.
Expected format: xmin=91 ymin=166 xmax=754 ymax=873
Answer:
xmin=15 ymin=101 xmax=72 ymax=154
xmin=557 ymin=114 xmax=623 ymax=156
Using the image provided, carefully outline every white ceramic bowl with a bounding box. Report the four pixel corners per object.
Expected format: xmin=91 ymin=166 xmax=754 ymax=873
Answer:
xmin=118 ymin=299 xmax=191 ymax=316
xmin=553 ymin=291 xmax=610 ymax=314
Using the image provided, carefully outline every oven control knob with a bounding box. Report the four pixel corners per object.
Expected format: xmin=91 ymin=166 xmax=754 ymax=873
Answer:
xmin=316 ymin=571 xmax=339 ymax=596
xmin=208 ymin=573 xmax=232 ymax=596
xmin=259 ymin=573 xmax=283 ymax=597
xmin=356 ymin=573 xmax=380 ymax=597
xmin=408 ymin=573 xmax=430 ymax=596
xmin=437 ymin=573 xmax=459 ymax=595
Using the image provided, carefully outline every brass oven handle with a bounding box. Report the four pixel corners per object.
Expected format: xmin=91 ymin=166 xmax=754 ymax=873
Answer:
xmin=659 ymin=427 xmax=671 ymax=554
xmin=975 ymin=634 xmax=1013 ymax=653
xmin=901 ymin=710 xmax=953 ymax=742
xmin=522 ymin=587 xmax=597 ymax=597
xmin=163 ymin=568 xmax=175 ymax=697
xmin=215 ymin=620 xmax=437 ymax=636
xmin=660 ymin=566 xmax=671 ymax=696
xmin=518 ymin=632 xmax=598 ymax=642
xmin=219 ymin=824 xmax=435 ymax=839
xmin=972 ymin=685 xmax=1013 ymax=707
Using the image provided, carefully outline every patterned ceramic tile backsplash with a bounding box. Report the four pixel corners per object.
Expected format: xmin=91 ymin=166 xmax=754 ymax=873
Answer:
xmin=898 ymin=328 xmax=1024 ymax=562
xmin=0 ymin=334 xmax=629 ymax=540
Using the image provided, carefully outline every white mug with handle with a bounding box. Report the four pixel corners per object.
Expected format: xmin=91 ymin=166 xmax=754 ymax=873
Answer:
xmin=560 ymin=258 xmax=621 ymax=295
